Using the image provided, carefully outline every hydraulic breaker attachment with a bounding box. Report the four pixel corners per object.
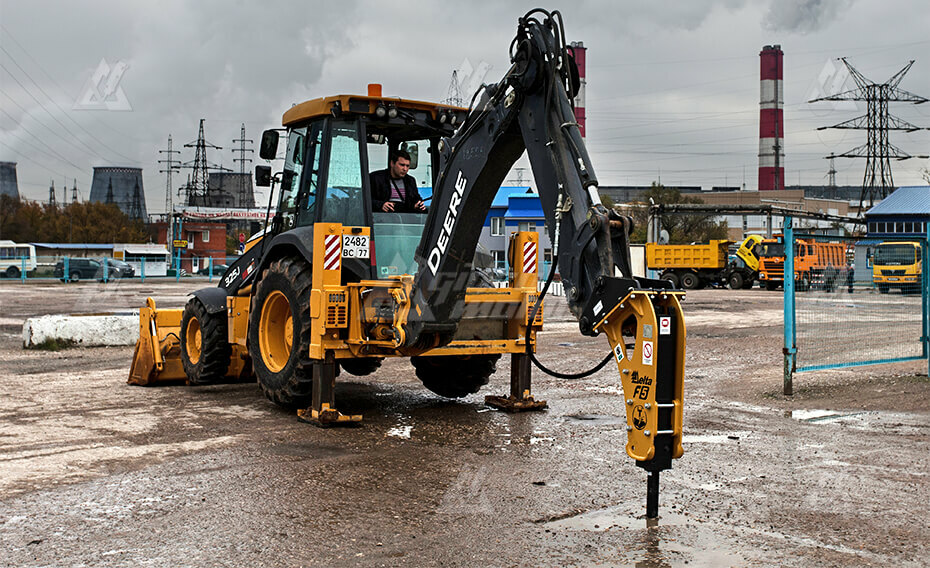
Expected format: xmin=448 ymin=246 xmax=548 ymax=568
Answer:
xmin=593 ymin=287 xmax=686 ymax=519
xmin=128 ymin=298 xmax=186 ymax=385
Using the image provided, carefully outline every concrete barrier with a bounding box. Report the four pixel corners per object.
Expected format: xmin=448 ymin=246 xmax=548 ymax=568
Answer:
xmin=22 ymin=314 xmax=138 ymax=348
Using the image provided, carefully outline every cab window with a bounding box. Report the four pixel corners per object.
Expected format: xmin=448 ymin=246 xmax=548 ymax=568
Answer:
xmin=321 ymin=119 xmax=365 ymax=228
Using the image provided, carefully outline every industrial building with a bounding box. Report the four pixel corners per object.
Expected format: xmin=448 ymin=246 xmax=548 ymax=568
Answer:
xmin=864 ymin=186 xmax=930 ymax=238
xmin=89 ymin=166 xmax=147 ymax=220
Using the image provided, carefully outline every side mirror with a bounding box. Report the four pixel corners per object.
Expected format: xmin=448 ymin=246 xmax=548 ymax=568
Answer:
xmin=401 ymin=141 xmax=419 ymax=169
xmin=255 ymin=165 xmax=272 ymax=187
xmin=259 ymin=130 xmax=279 ymax=160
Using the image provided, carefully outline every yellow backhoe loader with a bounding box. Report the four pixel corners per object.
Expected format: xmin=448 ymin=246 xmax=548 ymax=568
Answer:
xmin=128 ymin=8 xmax=685 ymax=518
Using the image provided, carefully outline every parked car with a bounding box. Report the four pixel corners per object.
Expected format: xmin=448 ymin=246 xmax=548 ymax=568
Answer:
xmin=107 ymin=259 xmax=135 ymax=278
xmin=207 ymin=263 xmax=229 ymax=277
xmin=53 ymin=258 xmax=122 ymax=282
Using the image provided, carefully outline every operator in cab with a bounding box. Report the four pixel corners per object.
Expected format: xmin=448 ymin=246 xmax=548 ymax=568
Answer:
xmin=370 ymin=149 xmax=427 ymax=213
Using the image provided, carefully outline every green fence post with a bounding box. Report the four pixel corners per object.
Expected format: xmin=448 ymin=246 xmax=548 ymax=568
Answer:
xmin=64 ymin=257 xmax=70 ymax=283
xmin=920 ymin=223 xmax=930 ymax=376
xmin=208 ymin=256 xmax=213 ymax=283
xmin=783 ymin=216 xmax=795 ymax=395
xmin=21 ymin=257 xmax=26 ymax=282
xmin=141 ymin=257 xmax=146 ymax=283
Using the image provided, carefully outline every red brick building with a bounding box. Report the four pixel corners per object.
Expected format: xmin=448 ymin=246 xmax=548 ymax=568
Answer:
xmin=154 ymin=221 xmax=226 ymax=273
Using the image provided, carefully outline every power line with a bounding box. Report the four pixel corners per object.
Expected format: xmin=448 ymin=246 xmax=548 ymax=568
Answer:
xmin=0 ymin=45 xmax=138 ymax=164
xmin=0 ymin=62 xmax=116 ymax=164
xmin=810 ymin=57 xmax=929 ymax=210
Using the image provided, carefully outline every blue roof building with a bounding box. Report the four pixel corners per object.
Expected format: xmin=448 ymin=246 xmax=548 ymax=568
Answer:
xmin=477 ymin=186 xmax=553 ymax=272
xmin=865 ymin=186 xmax=930 ymax=238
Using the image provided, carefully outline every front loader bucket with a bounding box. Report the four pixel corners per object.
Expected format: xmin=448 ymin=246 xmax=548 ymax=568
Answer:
xmin=128 ymin=298 xmax=187 ymax=385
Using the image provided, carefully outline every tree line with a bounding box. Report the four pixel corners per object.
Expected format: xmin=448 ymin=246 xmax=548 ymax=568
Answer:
xmin=0 ymin=195 xmax=149 ymax=243
xmin=600 ymin=183 xmax=729 ymax=244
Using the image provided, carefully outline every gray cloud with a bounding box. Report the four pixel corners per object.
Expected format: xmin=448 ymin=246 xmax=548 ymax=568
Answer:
xmin=763 ymin=0 xmax=857 ymax=33
xmin=1 ymin=0 xmax=927 ymax=205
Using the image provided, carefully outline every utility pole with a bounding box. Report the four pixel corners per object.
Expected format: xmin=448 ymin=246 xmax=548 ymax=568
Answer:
xmin=232 ymin=123 xmax=254 ymax=208
xmin=48 ymin=180 xmax=56 ymax=207
xmin=182 ymin=119 xmax=229 ymax=206
xmin=442 ymin=70 xmax=464 ymax=107
xmin=159 ymin=135 xmax=181 ymax=257
xmin=810 ymin=58 xmax=929 ymax=211
xmin=826 ymin=155 xmax=837 ymax=188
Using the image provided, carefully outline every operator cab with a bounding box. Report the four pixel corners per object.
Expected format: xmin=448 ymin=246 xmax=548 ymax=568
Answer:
xmin=256 ymin=85 xmax=466 ymax=281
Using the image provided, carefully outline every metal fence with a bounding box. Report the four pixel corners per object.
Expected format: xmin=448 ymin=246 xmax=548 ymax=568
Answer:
xmin=0 ymin=255 xmax=560 ymax=288
xmin=0 ymin=255 xmax=241 ymax=283
xmin=783 ymin=217 xmax=930 ymax=394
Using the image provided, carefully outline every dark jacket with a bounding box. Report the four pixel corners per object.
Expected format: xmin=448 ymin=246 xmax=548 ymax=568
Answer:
xmin=370 ymin=169 xmax=423 ymax=213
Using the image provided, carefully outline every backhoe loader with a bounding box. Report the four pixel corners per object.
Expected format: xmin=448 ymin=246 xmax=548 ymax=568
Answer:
xmin=128 ymin=8 xmax=686 ymax=518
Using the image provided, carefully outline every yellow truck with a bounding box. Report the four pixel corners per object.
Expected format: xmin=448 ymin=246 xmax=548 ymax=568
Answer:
xmin=872 ymin=241 xmax=921 ymax=294
xmin=646 ymin=236 xmax=761 ymax=290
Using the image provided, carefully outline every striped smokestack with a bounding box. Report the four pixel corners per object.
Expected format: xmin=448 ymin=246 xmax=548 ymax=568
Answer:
xmin=759 ymin=45 xmax=784 ymax=191
xmin=569 ymin=41 xmax=586 ymax=138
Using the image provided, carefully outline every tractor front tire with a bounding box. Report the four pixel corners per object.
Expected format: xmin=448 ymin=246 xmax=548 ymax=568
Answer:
xmin=180 ymin=298 xmax=231 ymax=385
xmin=412 ymin=354 xmax=501 ymax=398
xmin=248 ymin=256 xmax=314 ymax=408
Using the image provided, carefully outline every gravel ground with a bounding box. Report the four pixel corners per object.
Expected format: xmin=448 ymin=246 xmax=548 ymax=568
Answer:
xmin=0 ymin=280 xmax=928 ymax=567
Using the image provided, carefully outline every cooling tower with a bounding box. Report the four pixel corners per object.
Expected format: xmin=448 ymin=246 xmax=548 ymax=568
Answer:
xmin=0 ymin=162 xmax=19 ymax=199
xmin=89 ymin=166 xmax=147 ymax=220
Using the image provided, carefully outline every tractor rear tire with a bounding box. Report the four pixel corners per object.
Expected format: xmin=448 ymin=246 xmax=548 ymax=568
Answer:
xmin=412 ymin=354 xmax=501 ymax=398
xmin=680 ymin=271 xmax=700 ymax=290
xmin=248 ymin=256 xmax=314 ymax=409
xmin=180 ymin=298 xmax=231 ymax=385
xmin=340 ymin=358 xmax=384 ymax=376
xmin=728 ymin=272 xmax=744 ymax=290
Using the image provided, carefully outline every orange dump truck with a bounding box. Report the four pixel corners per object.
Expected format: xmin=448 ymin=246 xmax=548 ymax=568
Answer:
xmin=756 ymin=237 xmax=848 ymax=291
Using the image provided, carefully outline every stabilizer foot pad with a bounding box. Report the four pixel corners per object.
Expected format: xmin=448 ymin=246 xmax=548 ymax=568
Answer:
xmin=484 ymin=395 xmax=548 ymax=413
xmin=296 ymin=408 xmax=363 ymax=427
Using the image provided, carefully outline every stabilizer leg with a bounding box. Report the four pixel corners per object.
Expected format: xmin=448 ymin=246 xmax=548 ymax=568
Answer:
xmin=485 ymin=353 xmax=547 ymax=412
xmin=297 ymin=353 xmax=362 ymax=426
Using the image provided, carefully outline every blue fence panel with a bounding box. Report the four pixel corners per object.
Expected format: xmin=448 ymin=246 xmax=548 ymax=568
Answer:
xmin=785 ymin=225 xmax=929 ymax=391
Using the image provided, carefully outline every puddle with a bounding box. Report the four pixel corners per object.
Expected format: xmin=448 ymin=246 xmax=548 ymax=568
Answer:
xmin=546 ymin=506 xmax=690 ymax=532
xmin=789 ymin=409 xmax=869 ymax=422
xmin=386 ymin=425 xmax=413 ymax=439
xmin=564 ymin=413 xmax=625 ymax=426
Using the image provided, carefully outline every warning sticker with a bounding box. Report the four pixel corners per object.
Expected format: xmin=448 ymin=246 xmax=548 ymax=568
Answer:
xmin=613 ymin=343 xmax=624 ymax=363
xmin=659 ymin=316 xmax=671 ymax=335
xmin=642 ymin=341 xmax=654 ymax=366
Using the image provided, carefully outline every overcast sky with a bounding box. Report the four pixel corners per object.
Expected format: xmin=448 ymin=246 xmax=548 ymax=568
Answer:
xmin=1 ymin=0 xmax=928 ymax=211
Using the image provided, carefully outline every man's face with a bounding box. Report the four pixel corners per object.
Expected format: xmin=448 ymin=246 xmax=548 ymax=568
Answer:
xmin=390 ymin=157 xmax=411 ymax=179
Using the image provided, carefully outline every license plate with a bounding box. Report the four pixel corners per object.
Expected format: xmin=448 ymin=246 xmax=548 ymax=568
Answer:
xmin=888 ymin=277 xmax=899 ymax=281
xmin=341 ymin=235 xmax=369 ymax=259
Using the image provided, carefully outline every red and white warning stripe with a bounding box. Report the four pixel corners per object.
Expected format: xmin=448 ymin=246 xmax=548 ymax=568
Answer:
xmin=522 ymin=241 xmax=537 ymax=274
xmin=323 ymin=234 xmax=341 ymax=271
